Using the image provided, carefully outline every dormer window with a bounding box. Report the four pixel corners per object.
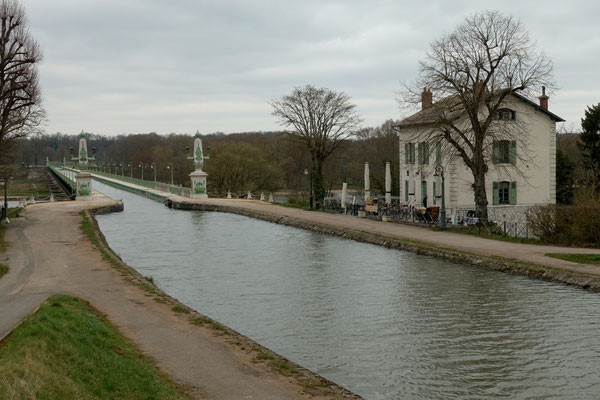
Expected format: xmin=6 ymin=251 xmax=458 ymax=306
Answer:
xmin=493 ymin=108 xmax=516 ymax=120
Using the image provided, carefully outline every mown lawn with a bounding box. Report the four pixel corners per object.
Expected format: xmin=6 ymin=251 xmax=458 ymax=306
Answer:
xmin=0 ymin=295 xmax=186 ymax=400
xmin=546 ymin=253 xmax=600 ymax=265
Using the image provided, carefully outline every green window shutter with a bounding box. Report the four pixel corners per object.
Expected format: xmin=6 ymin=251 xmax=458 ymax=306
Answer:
xmin=405 ymin=143 xmax=409 ymax=164
xmin=509 ymin=141 xmax=517 ymax=164
xmin=417 ymin=143 xmax=422 ymax=164
xmin=421 ymin=180 xmax=427 ymax=204
xmin=424 ymin=142 xmax=429 ymax=165
xmin=410 ymin=143 xmax=415 ymax=164
xmin=492 ymin=141 xmax=499 ymax=164
xmin=404 ymin=180 xmax=408 ymax=201
xmin=510 ymin=181 xmax=517 ymax=205
xmin=433 ymin=181 xmax=437 ymax=205
xmin=436 ymin=141 xmax=442 ymax=165
xmin=493 ymin=181 xmax=499 ymax=205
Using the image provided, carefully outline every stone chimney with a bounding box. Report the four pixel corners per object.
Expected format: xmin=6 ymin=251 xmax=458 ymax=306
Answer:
xmin=421 ymin=88 xmax=432 ymax=110
xmin=538 ymin=86 xmax=549 ymax=111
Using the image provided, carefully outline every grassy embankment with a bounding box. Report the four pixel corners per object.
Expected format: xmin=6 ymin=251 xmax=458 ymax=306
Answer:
xmin=0 ymin=294 xmax=185 ymax=399
xmin=5 ymin=166 xmax=49 ymax=199
xmin=546 ymin=253 xmax=600 ymax=265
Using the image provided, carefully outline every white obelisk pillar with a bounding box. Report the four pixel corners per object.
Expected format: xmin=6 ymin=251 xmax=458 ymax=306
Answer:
xmin=385 ymin=161 xmax=392 ymax=205
xmin=364 ymin=162 xmax=370 ymax=201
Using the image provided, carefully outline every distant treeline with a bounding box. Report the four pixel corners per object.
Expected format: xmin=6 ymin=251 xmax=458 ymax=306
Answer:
xmin=11 ymin=120 xmax=402 ymax=198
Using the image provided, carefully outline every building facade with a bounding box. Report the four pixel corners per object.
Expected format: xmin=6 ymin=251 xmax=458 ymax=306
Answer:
xmin=396 ymin=87 xmax=564 ymax=223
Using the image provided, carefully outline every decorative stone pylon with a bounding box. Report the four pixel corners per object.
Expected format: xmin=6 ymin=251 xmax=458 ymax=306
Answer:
xmin=73 ymin=130 xmax=95 ymax=167
xmin=76 ymin=171 xmax=92 ymax=201
xmin=188 ymin=131 xmax=209 ymax=199
xmin=78 ymin=130 xmax=89 ymax=165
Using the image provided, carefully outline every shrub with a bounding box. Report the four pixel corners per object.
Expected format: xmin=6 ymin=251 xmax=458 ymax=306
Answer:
xmin=527 ymin=201 xmax=600 ymax=246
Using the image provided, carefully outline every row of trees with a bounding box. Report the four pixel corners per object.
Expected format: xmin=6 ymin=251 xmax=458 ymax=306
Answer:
xmin=556 ymin=103 xmax=600 ymax=205
xmin=11 ymin=122 xmax=401 ymax=199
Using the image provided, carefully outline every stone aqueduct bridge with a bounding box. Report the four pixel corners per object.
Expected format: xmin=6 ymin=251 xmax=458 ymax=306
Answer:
xmin=47 ymin=162 xmax=192 ymax=203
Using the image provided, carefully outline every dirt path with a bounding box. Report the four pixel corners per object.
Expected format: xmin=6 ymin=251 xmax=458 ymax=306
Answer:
xmin=0 ymin=200 xmax=360 ymax=400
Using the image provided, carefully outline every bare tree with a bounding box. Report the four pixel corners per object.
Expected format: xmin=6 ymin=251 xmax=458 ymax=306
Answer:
xmin=0 ymin=0 xmax=44 ymax=162
xmin=397 ymin=10 xmax=554 ymax=220
xmin=270 ymin=84 xmax=361 ymax=208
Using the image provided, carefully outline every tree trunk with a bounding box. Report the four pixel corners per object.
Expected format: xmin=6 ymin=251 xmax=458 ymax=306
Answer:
xmin=313 ymin=157 xmax=326 ymax=209
xmin=472 ymin=170 xmax=489 ymax=221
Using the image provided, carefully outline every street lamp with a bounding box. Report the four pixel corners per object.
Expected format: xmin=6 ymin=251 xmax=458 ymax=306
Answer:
xmin=304 ymin=168 xmax=313 ymax=210
xmin=434 ymin=164 xmax=446 ymax=228
xmin=151 ymin=163 xmax=156 ymax=181
xmin=167 ymin=163 xmax=174 ymax=185
xmin=2 ymin=168 xmax=12 ymax=222
xmin=128 ymin=162 xmax=132 ymax=178
xmin=139 ymin=163 xmax=145 ymax=180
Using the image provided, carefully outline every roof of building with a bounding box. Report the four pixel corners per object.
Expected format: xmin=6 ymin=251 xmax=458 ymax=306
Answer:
xmin=394 ymin=90 xmax=564 ymax=131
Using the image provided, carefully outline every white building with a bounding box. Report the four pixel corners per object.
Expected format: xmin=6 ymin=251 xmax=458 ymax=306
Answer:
xmin=395 ymin=87 xmax=564 ymax=223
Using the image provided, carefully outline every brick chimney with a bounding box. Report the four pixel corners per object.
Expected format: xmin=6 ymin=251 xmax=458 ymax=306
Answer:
xmin=538 ymin=86 xmax=549 ymax=110
xmin=421 ymin=88 xmax=432 ymax=110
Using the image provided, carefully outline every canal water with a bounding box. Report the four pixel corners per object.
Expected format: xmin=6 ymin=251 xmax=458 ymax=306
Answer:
xmin=93 ymin=181 xmax=600 ymax=400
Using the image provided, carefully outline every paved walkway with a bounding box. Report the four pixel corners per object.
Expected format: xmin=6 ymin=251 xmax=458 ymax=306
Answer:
xmin=92 ymin=173 xmax=600 ymax=277
xmin=1 ymin=198 xmax=355 ymax=399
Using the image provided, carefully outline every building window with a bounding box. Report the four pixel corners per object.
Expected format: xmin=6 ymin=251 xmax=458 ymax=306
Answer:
xmin=405 ymin=143 xmax=415 ymax=164
xmin=498 ymin=181 xmax=510 ymax=204
xmin=418 ymin=142 xmax=429 ymax=165
xmin=493 ymin=181 xmax=517 ymax=205
xmin=493 ymin=108 xmax=516 ymax=120
xmin=493 ymin=140 xmax=516 ymax=164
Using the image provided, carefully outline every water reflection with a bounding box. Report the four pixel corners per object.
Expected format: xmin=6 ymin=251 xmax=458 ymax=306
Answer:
xmin=94 ymin=181 xmax=600 ymax=400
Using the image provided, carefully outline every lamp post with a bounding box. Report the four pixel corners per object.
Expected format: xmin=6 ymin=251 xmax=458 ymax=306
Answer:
xmin=139 ymin=163 xmax=144 ymax=180
xmin=304 ymin=168 xmax=313 ymax=210
xmin=151 ymin=163 xmax=156 ymax=181
xmin=120 ymin=162 xmax=124 ymax=177
xmin=434 ymin=164 xmax=446 ymax=228
xmin=2 ymin=168 xmax=12 ymax=222
xmin=167 ymin=163 xmax=174 ymax=185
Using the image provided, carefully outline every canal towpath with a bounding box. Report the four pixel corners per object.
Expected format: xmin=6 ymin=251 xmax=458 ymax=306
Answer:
xmin=92 ymin=173 xmax=600 ymax=280
xmin=0 ymin=197 xmax=360 ymax=400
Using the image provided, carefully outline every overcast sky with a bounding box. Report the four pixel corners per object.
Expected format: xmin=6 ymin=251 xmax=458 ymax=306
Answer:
xmin=25 ymin=0 xmax=600 ymax=136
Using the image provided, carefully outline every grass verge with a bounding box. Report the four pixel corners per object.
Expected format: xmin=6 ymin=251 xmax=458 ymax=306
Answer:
xmin=0 ymin=294 xmax=185 ymax=400
xmin=546 ymin=253 xmax=600 ymax=265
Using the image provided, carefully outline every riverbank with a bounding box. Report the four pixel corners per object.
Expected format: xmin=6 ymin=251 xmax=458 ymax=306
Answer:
xmin=0 ymin=198 xmax=362 ymax=399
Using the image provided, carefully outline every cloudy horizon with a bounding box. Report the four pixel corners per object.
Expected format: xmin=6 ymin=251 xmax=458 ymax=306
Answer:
xmin=26 ymin=0 xmax=600 ymax=136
